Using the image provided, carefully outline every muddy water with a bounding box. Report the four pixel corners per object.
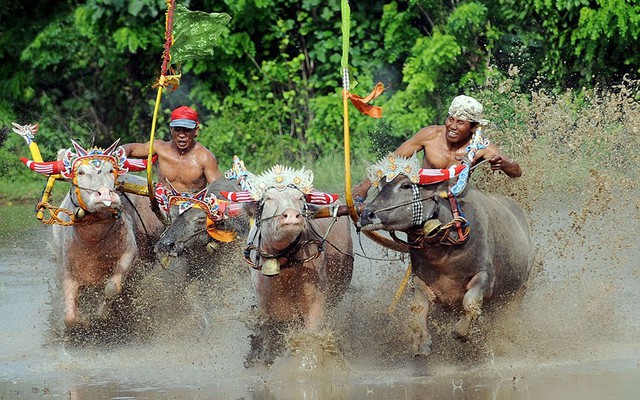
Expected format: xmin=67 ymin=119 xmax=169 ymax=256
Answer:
xmin=2 ymin=87 xmax=640 ymax=399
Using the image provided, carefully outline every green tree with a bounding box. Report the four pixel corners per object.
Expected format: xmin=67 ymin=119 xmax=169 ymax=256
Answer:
xmin=493 ymin=0 xmax=640 ymax=88
xmin=2 ymin=0 xmax=639 ymax=189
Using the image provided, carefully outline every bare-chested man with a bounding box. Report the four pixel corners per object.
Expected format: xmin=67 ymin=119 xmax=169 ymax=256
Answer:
xmin=353 ymin=95 xmax=521 ymax=201
xmin=122 ymin=105 xmax=222 ymax=193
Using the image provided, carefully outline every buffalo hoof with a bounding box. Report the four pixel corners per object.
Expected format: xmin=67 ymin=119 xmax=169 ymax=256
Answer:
xmin=104 ymin=280 xmax=120 ymax=299
xmin=413 ymin=339 xmax=433 ymax=358
xmin=452 ymin=319 xmax=471 ymax=342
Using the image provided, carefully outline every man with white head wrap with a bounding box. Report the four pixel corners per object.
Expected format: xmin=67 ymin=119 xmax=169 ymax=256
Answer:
xmin=353 ymin=94 xmax=522 ymax=202
xmin=448 ymin=95 xmax=490 ymax=125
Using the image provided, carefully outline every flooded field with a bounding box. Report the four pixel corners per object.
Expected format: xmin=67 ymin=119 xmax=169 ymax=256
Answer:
xmin=1 ymin=188 xmax=638 ymax=399
xmin=1 ymin=86 xmax=639 ymax=399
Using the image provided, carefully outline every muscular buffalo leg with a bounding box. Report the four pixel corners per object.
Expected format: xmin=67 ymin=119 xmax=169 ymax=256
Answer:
xmin=99 ymin=249 xmax=136 ymax=319
xmin=63 ymin=272 xmax=80 ymax=327
xmin=105 ymin=249 xmax=136 ymax=299
xmin=303 ymin=284 xmax=326 ymax=332
xmin=454 ymin=271 xmax=490 ymax=340
xmin=411 ymin=276 xmax=433 ymax=356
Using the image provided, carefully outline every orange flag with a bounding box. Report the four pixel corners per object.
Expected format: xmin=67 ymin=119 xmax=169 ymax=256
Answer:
xmin=206 ymin=218 xmax=238 ymax=243
xmin=347 ymin=82 xmax=384 ymax=118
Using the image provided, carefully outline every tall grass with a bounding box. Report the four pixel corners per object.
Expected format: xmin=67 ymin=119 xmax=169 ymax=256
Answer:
xmin=0 ymin=177 xmax=45 ymax=205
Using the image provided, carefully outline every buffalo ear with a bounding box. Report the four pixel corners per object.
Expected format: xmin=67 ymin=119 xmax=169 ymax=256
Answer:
xmin=305 ymin=203 xmax=322 ymax=214
xmin=242 ymin=201 xmax=259 ymax=219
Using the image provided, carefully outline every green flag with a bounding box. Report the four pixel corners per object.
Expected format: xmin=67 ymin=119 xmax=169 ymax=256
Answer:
xmin=341 ymin=0 xmax=350 ymax=70
xmin=171 ymin=4 xmax=231 ymax=64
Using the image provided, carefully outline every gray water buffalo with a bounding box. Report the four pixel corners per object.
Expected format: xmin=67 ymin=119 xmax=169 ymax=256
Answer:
xmin=23 ymin=140 xmax=158 ymax=328
xmin=153 ymin=178 xmax=249 ymax=282
xmin=222 ymin=165 xmax=354 ymax=366
xmin=359 ymin=159 xmax=534 ymax=356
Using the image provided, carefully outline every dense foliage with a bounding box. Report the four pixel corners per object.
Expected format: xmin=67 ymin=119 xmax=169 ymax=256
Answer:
xmin=1 ymin=0 xmax=639 ymax=182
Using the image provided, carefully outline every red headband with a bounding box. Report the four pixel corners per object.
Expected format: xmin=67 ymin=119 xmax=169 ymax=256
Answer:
xmin=171 ymin=106 xmax=199 ymax=124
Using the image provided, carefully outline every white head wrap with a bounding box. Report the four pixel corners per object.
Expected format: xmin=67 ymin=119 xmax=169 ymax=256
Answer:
xmin=448 ymin=95 xmax=489 ymax=125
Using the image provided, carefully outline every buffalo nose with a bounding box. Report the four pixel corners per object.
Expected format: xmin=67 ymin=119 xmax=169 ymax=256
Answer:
xmin=97 ymin=187 xmax=111 ymax=198
xmin=365 ymin=210 xmax=376 ymax=221
xmin=155 ymin=238 xmax=172 ymax=253
xmin=281 ymin=209 xmax=302 ymax=224
xmin=358 ymin=208 xmax=376 ymax=226
xmin=95 ymin=186 xmax=117 ymax=205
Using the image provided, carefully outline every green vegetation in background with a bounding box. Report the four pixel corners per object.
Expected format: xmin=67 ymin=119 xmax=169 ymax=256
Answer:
xmin=1 ymin=0 xmax=639 ymax=191
xmin=0 ymin=176 xmax=71 ymax=206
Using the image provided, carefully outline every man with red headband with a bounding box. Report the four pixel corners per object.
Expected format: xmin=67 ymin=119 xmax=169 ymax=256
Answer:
xmin=352 ymin=95 xmax=522 ymax=202
xmin=123 ymin=105 xmax=222 ymax=193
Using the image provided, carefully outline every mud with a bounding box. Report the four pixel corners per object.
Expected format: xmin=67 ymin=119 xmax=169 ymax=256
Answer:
xmin=1 ymin=84 xmax=639 ymax=399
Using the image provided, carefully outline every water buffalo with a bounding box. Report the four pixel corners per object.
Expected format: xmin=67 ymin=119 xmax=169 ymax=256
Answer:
xmin=221 ymin=165 xmax=354 ymax=366
xmin=153 ymin=178 xmax=249 ymax=282
xmin=358 ymin=157 xmax=534 ymax=356
xmin=23 ymin=140 xmax=158 ymax=328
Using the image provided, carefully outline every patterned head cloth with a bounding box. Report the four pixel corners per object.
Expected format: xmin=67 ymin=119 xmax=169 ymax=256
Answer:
xmin=448 ymin=95 xmax=489 ymax=125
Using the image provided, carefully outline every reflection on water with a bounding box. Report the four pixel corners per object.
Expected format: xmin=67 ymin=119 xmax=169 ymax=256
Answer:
xmin=2 ymin=359 xmax=640 ymax=399
xmin=1 ymin=84 xmax=639 ymax=399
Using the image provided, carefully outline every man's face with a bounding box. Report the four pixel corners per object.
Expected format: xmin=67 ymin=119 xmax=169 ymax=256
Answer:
xmin=444 ymin=115 xmax=474 ymax=144
xmin=170 ymin=126 xmax=198 ymax=151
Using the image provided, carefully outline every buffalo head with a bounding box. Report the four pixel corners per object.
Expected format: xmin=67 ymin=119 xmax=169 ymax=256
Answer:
xmin=154 ymin=178 xmax=249 ymax=261
xmin=359 ymin=175 xmax=452 ymax=234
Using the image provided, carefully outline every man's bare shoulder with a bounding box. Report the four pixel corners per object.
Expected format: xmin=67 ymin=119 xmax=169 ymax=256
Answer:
xmin=193 ymin=143 xmax=217 ymax=161
xmin=151 ymin=140 xmax=177 ymax=155
xmin=153 ymin=139 xmax=173 ymax=148
xmin=395 ymin=124 xmax=445 ymax=158
xmin=413 ymin=124 xmax=445 ymax=143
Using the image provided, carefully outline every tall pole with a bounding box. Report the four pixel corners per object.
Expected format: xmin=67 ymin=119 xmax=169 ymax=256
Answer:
xmin=339 ymin=1 xmax=409 ymax=253
xmin=147 ymin=0 xmax=176 ymax=203
xmin=341 ymin=0 xmax=358 ymax=222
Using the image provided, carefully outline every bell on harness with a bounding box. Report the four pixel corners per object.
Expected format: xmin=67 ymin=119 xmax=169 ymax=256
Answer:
xmin=261 ymin=259 xmax=280 ymax=276
xmin=422 ymin=219 xmax=442 ymax=239
xmin=74 ymin=207 xmax=86 ymax=220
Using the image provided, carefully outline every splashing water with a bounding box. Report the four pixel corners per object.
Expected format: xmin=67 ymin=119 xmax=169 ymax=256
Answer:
xmin=1 ymin=80 xmax=639 ymax=398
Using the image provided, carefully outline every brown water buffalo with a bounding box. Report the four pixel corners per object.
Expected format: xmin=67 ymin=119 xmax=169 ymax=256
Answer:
xmin=359 ymin=171 xmax=534 ymax=356
xmin=222 ymin=165 xmax=354 ymax=366
xmin=26 ymin=140 xmax=160 ymax=328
